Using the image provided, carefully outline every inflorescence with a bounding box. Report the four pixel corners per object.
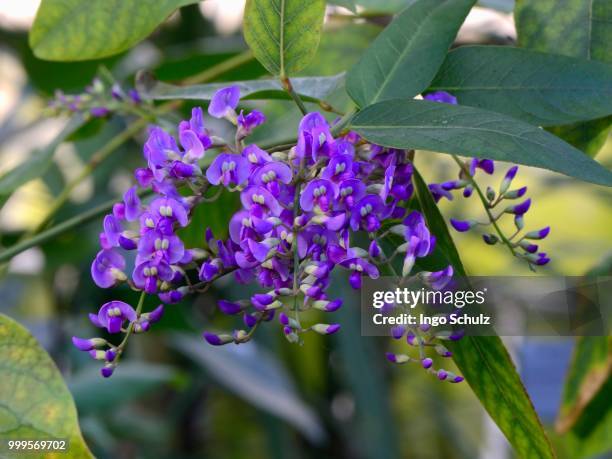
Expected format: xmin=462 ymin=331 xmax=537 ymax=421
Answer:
xmin=72 ymin=87 xmax=550 ymax=380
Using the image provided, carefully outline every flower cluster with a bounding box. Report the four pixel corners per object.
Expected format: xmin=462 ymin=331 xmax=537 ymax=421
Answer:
xmin=49 ymin=77 xmax=143 ymax=119
xmin=74 ymin=86 xmax=550 ymax=380
xmin=424 ymin=92 xmax=550 ymax=269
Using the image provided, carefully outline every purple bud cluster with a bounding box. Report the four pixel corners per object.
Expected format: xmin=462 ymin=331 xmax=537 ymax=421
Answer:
xmin=75 ymin=87 xmax=550 ymax=381
xmin=425 ymin=91 xmax=551 ymax=269
xmin=49 ymin=77 xmax=142 ymax=119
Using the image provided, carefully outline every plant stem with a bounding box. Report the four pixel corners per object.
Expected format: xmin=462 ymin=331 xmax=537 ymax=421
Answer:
xmin=281 ymin=76 xmax=308 ymax=115
xmin=450 ymin=155 xmax=517 ymax=257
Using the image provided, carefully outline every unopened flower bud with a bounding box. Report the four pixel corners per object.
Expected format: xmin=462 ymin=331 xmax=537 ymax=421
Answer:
xmin=482 ymin=234 xmax=498 ymax=245
xmin=450 ymin=219 xmax=478 ymax=232
xmin=486 ymin=186 xmax=496 ymax=201
xmin=203 ymin=332 xmax=233 ymax=346
xmin=524 ymin=226 xmax=550 ymax=240
xmin=311 ymin=323 xmax=341 ymax=335
xmin=385 ymin=353 xmax=409 ymax=364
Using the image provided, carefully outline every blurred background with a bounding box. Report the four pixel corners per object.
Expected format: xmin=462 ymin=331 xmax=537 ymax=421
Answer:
xmin=0 ymin=1 xmax=610 ymax=458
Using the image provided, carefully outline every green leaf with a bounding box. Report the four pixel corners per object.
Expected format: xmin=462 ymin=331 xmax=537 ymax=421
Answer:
xmin=350 ymin=99 xmax=612 ymax=186
xmin=556 ymin=337 xmax=611 ymax=433
xmin=411 ymin=170 xmax=555 ymax=459
xmin=430 ymin=46 xmax=612 ymax=126
xmin=515 ymin=0 xmax=612 ymax=156
xmin=548 ymin=116 xmax=612 ymax=158
xmin=0 ymin=314 xmax=93 ymax=458
xmin=29 ymin=0 xmax=198 ymax=61
xmin=169 ymin=333 xmax=326 ymax=444
xmin=563 ymin=376 xmax=612 ymax=458
xmin=69 ymin=362 xmax=179 ymax=415
xmin=345 ymin=0 xmax=476 ymax=107
xmin=243 ymin=0 xmax=326 ymax=76
xmin=138 ymin=73 xmax=345 ymax=102
xmin=0 ymin=116 xmax=85 ymax=196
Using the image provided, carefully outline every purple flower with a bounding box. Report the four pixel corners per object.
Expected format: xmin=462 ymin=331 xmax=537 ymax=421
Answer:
xmin=350 ymin=195 xmax=385 ymax=232
xmin=97 ymin=301 xmax=137 ymax=334
xmin=149 ymin=197 xmax=189 ymax=227
xmin=237 ymin=110 xmax=266 ymax=137
xmin=132 ymin=260 xmax=174 ymax=293
xmin=91 ymin=249 xmax=126 ymax=288
xmin=123 ymin=186 xmax=141 ymax=221
xmin=208 ymin=85 xmax=240 ymax=118
xmin=206 ymin=153 xmax=250 ymax=187
xmin=300 ymin=179 xmax=337 ymax=213
xmin=103 ymin=214 xmax=122 ymax=247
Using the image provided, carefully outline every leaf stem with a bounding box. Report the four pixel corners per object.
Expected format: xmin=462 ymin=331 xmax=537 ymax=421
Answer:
xmin=281 ymin=76 xmax=308 ymax=115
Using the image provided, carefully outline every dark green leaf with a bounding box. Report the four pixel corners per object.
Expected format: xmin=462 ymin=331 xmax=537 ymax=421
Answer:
xmin=0 ymin=116 xmax=85 ymax=196
xmin=169 ymin=333 xmax=326 ymax=444
xmin=243 ymin=0 xmax=326 ymax=76
xmin=430 ymin=46 xmax=612 ymax=126
xmin=351 ymin=99 xmax=612 ymax=186
xmin=29 ymin=0 xmax=198 ymax=61
xmin=411 ymin=170 xmax=555 ymax=459
xmin=515 ymin=0 xmax=612 ymax=156
xmin=138 ymin=73 xmax=345 ymax=102
xmin=69 ymin=362 xmax=179 ymax=414
xmin=346 ymin=0 xmax=476 ymax=107
xmin=0 ymin=314 xmax=93 ymax=458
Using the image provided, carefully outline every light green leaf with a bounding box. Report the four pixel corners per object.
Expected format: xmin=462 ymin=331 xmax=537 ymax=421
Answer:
xmin=0 ymin=116 xmax=85 ymax=196
xmin=243 ymin=0 xmax=326 ymax=76
xmin=411 ymin=170 xmax=555 ymax=459
xmin=430 ymin=46 xmax=612 ymax=126
xmin=29 ymin=0 xmax=199 ymax=61
xmin=515 ymin=0 xmax=612 ymax=156
xmin=0 ymin=314 xmax=93 ymax=458
xmin=345 ymin=0 xmax=476 ymax=107
xmin=138 ymin=73 xmax=345 ymax=102
xmin=350 ymin=99 xmax=612 ymax=186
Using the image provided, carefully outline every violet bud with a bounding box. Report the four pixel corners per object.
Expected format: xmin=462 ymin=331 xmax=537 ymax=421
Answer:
xmin=203 ymin=332 xmax=233 ymax=346
xmin=101 ymin=365 xmax=115 ymax=378
xmin=217 ymin=300 xmax=242 ymax=315
xmin=505 ymin=186 xmax=528 ymax=199
xmin=524 ymin=226 xmax=550 ymax=240
xmin=482 ymin=234 xmax=498 ymax=245
xmin=390 ymin=325 xmax=406 ymax=340
xmin=421 ymin=358 xmax=433 ymax=369
xmin=311 ymin=323 xmax=341 ymax=335
xmin=72 ymin=336 xmax=106 ymax=351
xmin=385 ymin=353 xmax=410 ymax=364
xmin=369 ymin=240 xmax=381 ymax=258
xmin=450 ymin=219 xmax=477 ymax=232
xmin=519 ymin=240 xmax=538 ymax=253
xmin=437 ymin=369 xmax=448 ymax=380
xmin=435 ymin=344 xmax=452 ymax=357
xmin=500 ymin=166 xmax=518 ymax=194
xmin=244 ymin=313 xmax=258 ymax=328
xmin=505 ymin=198 xmax=531 ymax=216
